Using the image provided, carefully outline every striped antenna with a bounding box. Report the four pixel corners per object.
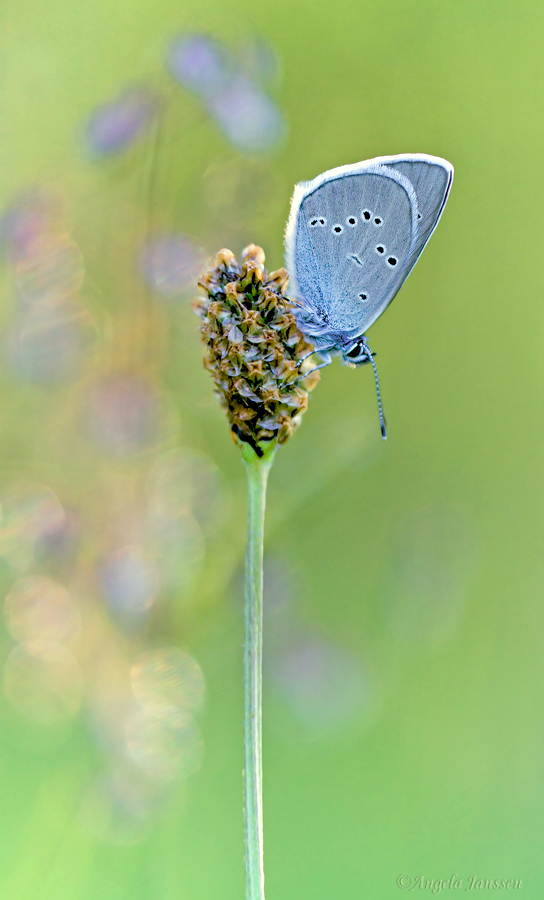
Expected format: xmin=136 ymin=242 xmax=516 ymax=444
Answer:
xmin=362 ymin=338 xmax=387 ymax=440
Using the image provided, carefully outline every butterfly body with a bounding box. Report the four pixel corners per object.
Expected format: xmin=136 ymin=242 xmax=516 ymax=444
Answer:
xmin=285 ymin=153 xmax=453 ymax=368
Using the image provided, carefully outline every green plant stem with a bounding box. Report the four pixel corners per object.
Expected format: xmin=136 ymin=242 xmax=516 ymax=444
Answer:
xmin=242 ymin=445 xmax=276 ymax=900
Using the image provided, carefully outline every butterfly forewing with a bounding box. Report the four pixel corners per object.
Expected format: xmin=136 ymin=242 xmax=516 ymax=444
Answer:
xmin=382 ymin=155 xmax=453 ymax=272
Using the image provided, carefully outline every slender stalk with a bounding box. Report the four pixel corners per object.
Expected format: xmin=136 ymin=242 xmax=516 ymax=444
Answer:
xmin=242 ymin=445 xmax=275 ymax=900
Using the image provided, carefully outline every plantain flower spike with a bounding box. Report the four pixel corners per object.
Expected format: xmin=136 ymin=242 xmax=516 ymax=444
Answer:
xmin=194 ymin=244 xmax=320 ymax=456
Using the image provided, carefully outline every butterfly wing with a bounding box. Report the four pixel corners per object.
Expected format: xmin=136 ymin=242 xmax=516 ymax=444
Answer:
xmin=285 ymin=154 xmax=453 ymax=340
xmin=380 ymin=154 xmax=453 ymax=272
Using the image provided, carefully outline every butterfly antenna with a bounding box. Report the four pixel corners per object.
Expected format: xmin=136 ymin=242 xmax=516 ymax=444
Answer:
xmin=362 ymin=339 xmax=387 ymax=440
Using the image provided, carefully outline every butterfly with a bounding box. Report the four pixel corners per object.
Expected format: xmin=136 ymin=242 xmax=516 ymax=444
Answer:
xmin=284 ymin=153 xmax=454 ymax=438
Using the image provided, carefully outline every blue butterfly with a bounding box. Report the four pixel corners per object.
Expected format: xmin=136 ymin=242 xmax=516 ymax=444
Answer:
xmin=285 ymin=153 xmax=454 ymax=438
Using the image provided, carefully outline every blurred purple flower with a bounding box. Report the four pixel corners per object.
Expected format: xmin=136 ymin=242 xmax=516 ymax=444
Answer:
xmin=266 ymin=631 xmax=372 ymax=732
xmin=139 ymin=235 xmax=206 ymax=298
xmin=167 ymin=33 xmax=286 ymax=153
xmin=99 ymin=547 xmax=159 ymax=630
xmin=167 ymin=35 xmax=227 ymax=98
xmin=89 ymin=374 xmax=161 ymax=455
xmin=84 ymin=87 xmax=160 ymax=158
xmin=6 ymin=303 xmax=95 ymax=385
xmin=0 ymin=189 xmax=61 ymax=262
xmin=208 ymin=74 xmax=285 ymax=153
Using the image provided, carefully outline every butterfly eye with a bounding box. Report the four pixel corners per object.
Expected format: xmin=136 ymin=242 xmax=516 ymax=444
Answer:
xmin=347 ymin=342 xmax=364 ymax=358
xmin=376 ymin=245 xmax=385 ymax=255
xmin=332 ymin=225 xmax=343 ymax=234
xmin=387 ymin=256 xmax=397 ymax=267
xmin=374 ymin=217 xmax=383 ymax=226
xmin=362 ymin=210 xmax=372 ymax=221
xmin=347 ymin=216 xmax=357 ymax=226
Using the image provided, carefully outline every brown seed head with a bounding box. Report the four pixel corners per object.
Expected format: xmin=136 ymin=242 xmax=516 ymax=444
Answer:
xmin=194 ymin=244 xmax=319 ymax=456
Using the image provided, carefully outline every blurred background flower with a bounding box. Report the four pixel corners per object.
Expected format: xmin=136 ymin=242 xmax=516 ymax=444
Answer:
xmin=167 ymin=34 xmax=286 ymax=153
xmin=83 ymin=87 xmax=161 ymax=159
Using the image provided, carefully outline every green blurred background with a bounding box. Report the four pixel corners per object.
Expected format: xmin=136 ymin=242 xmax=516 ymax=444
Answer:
xmin=0 ymin=0 xmax=542 ymax=897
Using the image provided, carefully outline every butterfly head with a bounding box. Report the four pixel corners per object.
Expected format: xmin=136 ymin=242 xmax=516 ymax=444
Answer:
xmin=342 ymin=337 xmax=372 ymax=367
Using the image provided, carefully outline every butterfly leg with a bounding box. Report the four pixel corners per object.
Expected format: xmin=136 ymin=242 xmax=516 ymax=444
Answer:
xmin=296 ymin=349 xmax=317 ymax=367
xmin=297 ymin=350 xmax=333 ymax=379
xmin=296 ymin=343 xmax=335 ymax=367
